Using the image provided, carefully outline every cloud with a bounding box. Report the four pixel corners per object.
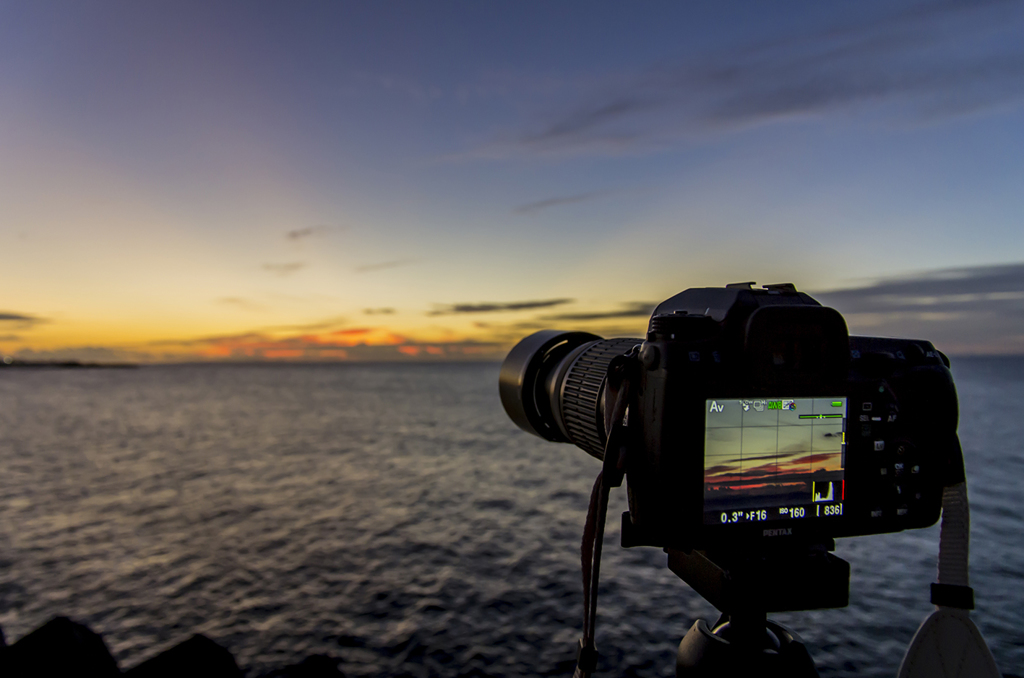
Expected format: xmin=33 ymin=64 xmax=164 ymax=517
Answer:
xmin=262 ymin=262 xmax=307 ymax=276
xmin=354 ymin=258 xmax=419 ymax=273
xmin=150 ymin=331 xmax=267 ymax=348
xmin=787 ymin=453 xmax=843 ymax=467
xmin=329 ymin=328 xmax=372 ymax=337
xmin=0 ymin=312 xmax=42 ymax=322
xmin=217 ymin=297 xmax=264 ymax=311
xmin=524 ymin=99 xmax=653 ymax=148
xmin=811 ymin=262 xmax=1024 ymax=354
xmin=286 ymin=225 xmax=332 ymax=241
xmin=542 ymin=301 xmax=657 ymax=321
xmin=815 ymin=263 xmax=1024 ymax=311
xmin=261 ymin=316 xmax=348 ymax=333
xmin=483 ymin=1 xmax=1024 ymax=157
xmin=0 ymin=312 xmax=47 ymax=329
xmin=512 ymin=190 xmax=612 ymax=215
xmin=428 ymin=298 xmax=574 ymax=316
xmin=364 ymin=308 xmax=395 ymax=315
xmin=470 ymin=315 xmax=649 ymax=345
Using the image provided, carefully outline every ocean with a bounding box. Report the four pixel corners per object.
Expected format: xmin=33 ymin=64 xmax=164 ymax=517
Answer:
xmin=0 ymin=360 xmax=1021 ymax=676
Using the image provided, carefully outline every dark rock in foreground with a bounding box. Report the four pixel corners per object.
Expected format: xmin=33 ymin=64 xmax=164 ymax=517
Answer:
xmin=0 ymin=617 xmax=120 ymax=677
xmin=0 ymin=617 xmax=346 ymax=677
xmin=124 ymin=634 xmax=242 ymax=677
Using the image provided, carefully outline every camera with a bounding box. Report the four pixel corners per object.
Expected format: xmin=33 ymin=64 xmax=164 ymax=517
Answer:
xmin=499 ymin=282 xmax=961 ymax=553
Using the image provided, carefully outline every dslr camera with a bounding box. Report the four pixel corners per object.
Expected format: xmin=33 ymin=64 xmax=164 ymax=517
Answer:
xmin=499 ymin=282 xmax=960 ymax=553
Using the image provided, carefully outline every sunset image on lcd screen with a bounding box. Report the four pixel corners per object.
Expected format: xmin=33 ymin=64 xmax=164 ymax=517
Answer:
xmin=703 ymin=397 xmax=847 ymax=513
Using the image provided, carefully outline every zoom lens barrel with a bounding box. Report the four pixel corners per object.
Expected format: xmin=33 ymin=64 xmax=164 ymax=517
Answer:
xmin=499 ymin=331 xmax=642 ymax=460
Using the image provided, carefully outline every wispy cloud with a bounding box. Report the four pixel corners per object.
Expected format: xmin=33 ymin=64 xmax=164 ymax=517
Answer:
xmin=286 ymin=225 xmax=332 ymax=241
xmin=814 ymin=262 xmax=1024 ymax=313
xmin=513 ymin=190 xmax=611 ymax=215
xmin=261 ymin=316 xmax=348 ymax=333
xmin=428 ymin=298 xmax=574 ymax=316
xmin=812 ymin=262 xmax=1024 ymax=354
xmin=0 ymin=312 xmax=47 ymax=329
xmin=542 ymin=301 xmax=657 ymax=321
xmin=0 ymin=312 xmax=41 ymax=322
xmin=217 ymin=297 xmax=265 ymax=311
xmin=150 ymin=331 xmax=266 ymax=348
xmin=364 ymin=308 xmax=395 ymax=315
xmin=354 ymin=258 xmax=419 ymax=273
xmin=475 ymin=1 xmax=1024 ymax=158
xmin=263 ymin=262 xmax=307 ymax=276
xmin=471 ymin=316 xmax=648 ymax=345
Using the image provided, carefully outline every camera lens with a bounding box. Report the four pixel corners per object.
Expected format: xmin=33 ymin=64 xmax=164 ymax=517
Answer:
xmin=499 ymin=331 xmax=641 ymax=460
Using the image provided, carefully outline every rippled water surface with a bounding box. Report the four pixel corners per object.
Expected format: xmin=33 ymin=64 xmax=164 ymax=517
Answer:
xmin=0 ymin=360 xmax=1021 ymax=676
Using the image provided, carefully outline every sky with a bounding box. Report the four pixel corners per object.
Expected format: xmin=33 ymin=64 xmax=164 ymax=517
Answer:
xmin=2 ymin=0 xmax=1024 ymax=361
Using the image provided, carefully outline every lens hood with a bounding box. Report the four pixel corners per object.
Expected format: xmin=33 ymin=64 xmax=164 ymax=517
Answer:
xmin=499 ymin=330 xmax=600 ymax=442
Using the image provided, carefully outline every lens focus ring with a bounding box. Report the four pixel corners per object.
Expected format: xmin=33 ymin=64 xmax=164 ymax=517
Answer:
xmin=561 ymin=338 xmax=642 ymax=459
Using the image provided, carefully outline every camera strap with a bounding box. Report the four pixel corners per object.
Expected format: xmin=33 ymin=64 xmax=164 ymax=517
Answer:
xmin=574 ymin=351 xmax=639 ymax=678
xmin=898 ymin=434 xmax=1000 ymax=678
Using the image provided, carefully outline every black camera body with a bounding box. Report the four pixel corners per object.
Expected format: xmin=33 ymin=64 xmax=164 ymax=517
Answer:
xmin=499 ymin=283 xmax=960 ymax=552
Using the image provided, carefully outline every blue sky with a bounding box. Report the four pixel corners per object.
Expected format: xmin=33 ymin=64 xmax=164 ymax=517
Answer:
xmin=2 ymin=1 xmax=1023 ymax=360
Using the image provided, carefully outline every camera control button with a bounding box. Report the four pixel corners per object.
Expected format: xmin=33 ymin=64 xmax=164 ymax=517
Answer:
xmin=880 ymin=467 xmax=888 ymax=476
xmin=874 ymin=440 xmax=885 ymax=451
xmin=884 ymin=403 xmax=899 ymax=424
xmin=894 ymin=462 xmax=905 ymax=477
xmin=871 ymin=508 xmax=883 ymax=518
xmin=911 ymin=464 xmax=921 ymax=474
xmin=897 ymin=506 xmax=909 ymax=516
xmin=862 ymin=402 xmax=873 ymax=412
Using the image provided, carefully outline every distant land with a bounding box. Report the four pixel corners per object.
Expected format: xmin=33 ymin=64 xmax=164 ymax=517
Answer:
xmin=0 ymin=358 xmax=137 ymax=369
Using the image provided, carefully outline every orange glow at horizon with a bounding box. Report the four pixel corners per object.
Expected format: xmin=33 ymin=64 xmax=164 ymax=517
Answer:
xmin=187 ymin=327 xmax=410 ymax=359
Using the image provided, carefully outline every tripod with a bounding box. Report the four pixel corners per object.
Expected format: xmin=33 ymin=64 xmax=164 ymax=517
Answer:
xmin=666 ymin=540 xmax=850 ymax=677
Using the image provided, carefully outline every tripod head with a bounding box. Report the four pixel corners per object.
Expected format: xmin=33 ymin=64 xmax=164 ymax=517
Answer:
xmin=624 ymin=515 xmax=850 ymax=676
xmin=664 ymin=538 xmax=849 ymax=615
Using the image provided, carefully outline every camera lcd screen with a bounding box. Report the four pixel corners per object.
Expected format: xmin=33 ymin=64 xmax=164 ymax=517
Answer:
xmin=703 ymin=397 xmax=847 ymax=525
